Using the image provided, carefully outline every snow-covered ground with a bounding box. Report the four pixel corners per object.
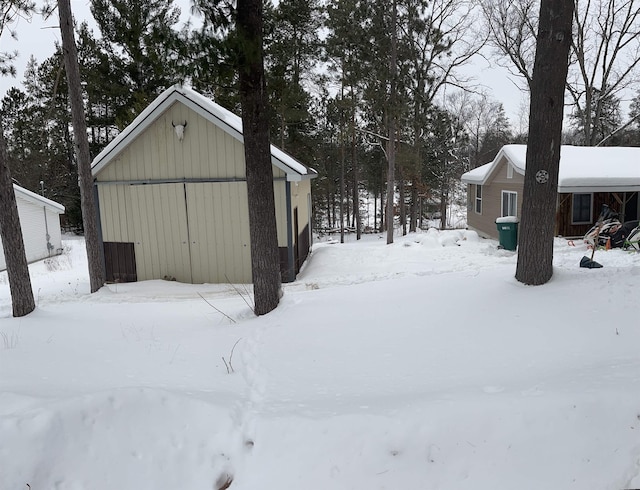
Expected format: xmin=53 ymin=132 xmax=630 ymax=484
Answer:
xmin=1 ymin=230 xmax=639 ymax=489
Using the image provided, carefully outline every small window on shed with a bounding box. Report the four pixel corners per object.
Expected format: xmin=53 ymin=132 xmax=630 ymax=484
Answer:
xmin=572 ymin=193 xmax=593 ymax=224
xmin=475 ymin=185 xmax=482 ymax=214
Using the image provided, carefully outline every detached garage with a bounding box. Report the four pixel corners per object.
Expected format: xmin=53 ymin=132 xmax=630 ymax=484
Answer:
xmin=91 ymin=84 xmax=317 ymax=284
xmin=0 ymin=184 xmax=65 ymax=271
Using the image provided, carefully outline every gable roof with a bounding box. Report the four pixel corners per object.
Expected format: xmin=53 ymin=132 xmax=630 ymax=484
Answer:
xmin=91 ymin=84 xmax=318 ymax=182
xmin=461 ymin=144 xmax=640 ymax=193
xmin=15 ymin=184 xmax=65 ymax=213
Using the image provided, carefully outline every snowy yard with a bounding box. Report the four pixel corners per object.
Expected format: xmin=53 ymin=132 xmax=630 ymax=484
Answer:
xmin=1 ymin=230 xmax=640 ymax=489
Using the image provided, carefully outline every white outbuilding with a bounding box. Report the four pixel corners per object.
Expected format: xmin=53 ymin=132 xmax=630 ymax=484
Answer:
xmin=0 ymin=184 xmax=65 ymax=271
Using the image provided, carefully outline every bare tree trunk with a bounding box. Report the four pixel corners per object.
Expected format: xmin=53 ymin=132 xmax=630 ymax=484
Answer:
xmin=0 ymin=129 xmax=35 ymax=317
xmin=399 ymin=170 xmax=406 ymax=235
xmin=439 ymin=186 xmax=448 ymax=230
xmin=237 ymin=0 xmax=281 ymax=315
xmin=58 ymin=0 xmax=105 ymax=293
xmin=351 ymin=96 xmax=361 ymax=240
xmin=386 ymin=0 xmax=397 ymax=245
xmin=409 ymin=180 xmax=417 ymax=232
xmin=345 ymin=169 xmax=350 ymax=227
xmin=516 ymin=0 xmax=574 ymax=286
xmin=380 ymin=181 xmax=385 ymax=233
xmin=326 ymin=191 xmax=332 ymax=230
xmin=339 ymin=114 xmax=345 ymax=243
xmin=373 ymin=191 xmax=377 ymax=232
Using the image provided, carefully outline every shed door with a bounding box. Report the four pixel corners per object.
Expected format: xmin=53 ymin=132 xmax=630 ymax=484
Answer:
xmin=185 ymin=182 xmax=252 ymax=284
xmin=130 ymin=183 xmax=192 ymax=282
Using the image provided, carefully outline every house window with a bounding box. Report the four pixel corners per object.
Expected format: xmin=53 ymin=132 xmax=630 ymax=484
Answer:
xmin=501 ymin=191 xmax=517 ymax=217
xmin=572 ymin=193 xmax=593 ymax=224
xmin=475 ymin=185 xmax=482 ymax=214
xmin=507 ymin=164 xmax=513 ymax=179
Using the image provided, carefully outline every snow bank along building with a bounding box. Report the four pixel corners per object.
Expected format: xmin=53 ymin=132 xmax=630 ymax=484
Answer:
xmin=91 ymin=85 xmax=317 ymax=284
xmin=0 ymin=184 xmax=65 ymax=271
xmin=461 ymin=145 xmax=640 ymax=240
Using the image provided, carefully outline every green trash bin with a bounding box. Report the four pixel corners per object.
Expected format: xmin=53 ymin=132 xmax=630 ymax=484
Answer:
xmin=496 ymin=217 xmax=519 ymax=251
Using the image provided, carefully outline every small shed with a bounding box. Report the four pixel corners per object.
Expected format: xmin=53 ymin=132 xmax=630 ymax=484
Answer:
xmin=91 ymin=84 xmax=317 ymax=284
xmin=461 ymin=145 xmax=640 ymax=239
xmin=0 ymin=184 xmax=65 ymax=271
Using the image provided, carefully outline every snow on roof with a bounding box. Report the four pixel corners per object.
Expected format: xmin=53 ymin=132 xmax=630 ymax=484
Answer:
xmin=14 ymin=184 xmax=65 ymax=213
xmin=91 ymin=84 xmax=317 ymax=182
xmin=461 ymin=144 xmax=640 ymax=192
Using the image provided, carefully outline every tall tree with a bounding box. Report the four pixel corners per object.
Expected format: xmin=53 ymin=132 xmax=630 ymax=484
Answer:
xmin=568 ymin=0 xmax=640 ymax=146
xmin=236 ymin=0 xmax=281 ymax=315
xmin=0 ymin=1 xmax=36 ymax=317
xmin=386 ymin=0 xmax=398 ymax=244
xmin=264 ymin=0 xmax=321 ymax=154
xmin=0 ymin=127 xmax=35 ymax=317
xmin=58 ymin=0 xmax=105 ymax=292
xmin=422 ymin=106 xmax=469 ymax=230
xmin=482 ymin=0 xmax=640 ymax=146
xmin=90 ymin=0 xmax=182 ymax=127
xmin=481 ymin=0 xmax=537 ymax=87
xmin=515 ymin=0 xmax=574 ymax=286
xmin=3 ymin=54 xmax=81 ymax=229
xmin=569 ymin=86 xmax=621 ymax=146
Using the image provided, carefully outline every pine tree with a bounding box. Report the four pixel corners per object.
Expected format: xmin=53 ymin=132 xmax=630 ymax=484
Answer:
xmin=59 ymin=0 xmax=106 ymax=292
xmin=264 ymin=0 xmax=321 ymax=154
xmin=0 ymin=1 xmax=37 ymax=317
xmin=90 ymin=0 xmax=182 ymax=127
xmin=515 ymin=0 xmax=574 ymax=286
xmin=236 ymin=0 xmax=281 ymax=315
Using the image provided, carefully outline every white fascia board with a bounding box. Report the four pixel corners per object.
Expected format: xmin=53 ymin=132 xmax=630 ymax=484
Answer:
xmin=92 ymin=85 xmax=315 ymax=181
xmin=14 ymin=184 xmax=65 ymax=213
xmin=559 ymin=184 xmax=640 ymax=193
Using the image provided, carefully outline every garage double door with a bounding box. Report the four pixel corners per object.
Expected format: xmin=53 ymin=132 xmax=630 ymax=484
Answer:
xmin=130 ymin=182 xmax=252 ymax=284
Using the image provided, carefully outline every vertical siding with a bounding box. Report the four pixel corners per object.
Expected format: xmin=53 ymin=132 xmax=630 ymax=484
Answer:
xmin=129 ymin=184 xmax=191 ymax=282
xmin=98 ymin=184 xmax=135 ymax=243
xmin=96 ymin=102 xmax=247 ymax=183
xmin=291 ymin=180 xmax=312 ymax=234
xmin=94 ymin=99 xmax=314 ymax=284
xmin=0 ymin=198 xmax=64 ymax=271
xmin=273 ymin=180 xmax=288 ymax=247
xmin=186 ymin=182 xmax=252 ymax=283
xmin=46 ymin=209 xmax=63 ymax=252
xmin=18 ymin=196 xmax=47 ymax=263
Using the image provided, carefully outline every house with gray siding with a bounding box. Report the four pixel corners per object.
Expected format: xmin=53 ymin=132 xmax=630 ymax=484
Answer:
xmin=461 ymin=145 xmax=640 ymax=240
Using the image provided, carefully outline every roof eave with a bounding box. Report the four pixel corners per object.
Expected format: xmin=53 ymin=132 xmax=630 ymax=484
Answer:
xmin=92 ymin=85 xmax=315 ymax=181
xmin=559 ymin=185 xmax=640 ymax=193
xmin=14 ymin=184 xmax=65 ymax=213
